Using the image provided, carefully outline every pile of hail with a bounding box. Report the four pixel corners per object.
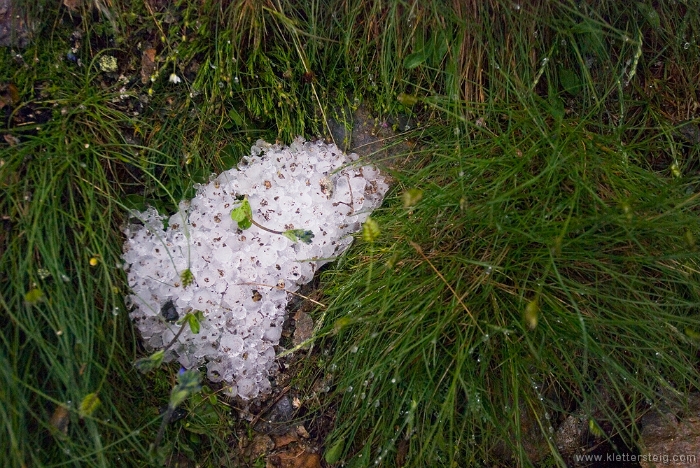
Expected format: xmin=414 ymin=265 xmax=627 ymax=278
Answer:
xmin=123 ymin=137 xmax=389 ymax=399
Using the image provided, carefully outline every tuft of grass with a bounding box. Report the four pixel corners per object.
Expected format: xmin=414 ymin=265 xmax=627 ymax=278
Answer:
xmin=313 ymin=2 xmax=700 ymax=466
xmin=317 ymin=103 xmax=700 ymax=465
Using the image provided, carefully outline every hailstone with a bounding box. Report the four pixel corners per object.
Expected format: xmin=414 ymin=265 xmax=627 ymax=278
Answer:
xmin=123 ymin=137 xmax=388 ymax=399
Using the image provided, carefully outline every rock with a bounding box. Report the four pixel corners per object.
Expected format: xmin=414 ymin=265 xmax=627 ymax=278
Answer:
xmin=326 ymin=104 xmax=415 ymax=167
xmin=247 ymin=433 xmax=275 ymax=461
xmin=292 ymin=310 xmax=314 ymax=348
xmin=638 ymin=393 xmax=700 ymax=468
xmin=0 ymin=0 xmax=33 ymax=48
xmin=254 ymin=394 xmax=296 ymax=436
xmin=555 ymin=414 xmax=584 ymax=457
xmin=491 ymin=403 xmax=550 ymax=464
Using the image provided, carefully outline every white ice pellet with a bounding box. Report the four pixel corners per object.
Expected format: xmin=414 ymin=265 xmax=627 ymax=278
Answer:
xmin=123 ymin=137 xmax=389 ymax=399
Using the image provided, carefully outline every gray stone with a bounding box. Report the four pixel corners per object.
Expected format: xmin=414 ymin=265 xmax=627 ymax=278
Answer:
xmin=0 ymin=0 xmax=33 ymax=48
xmin=638 ymin=393 xmax=700 ymax=468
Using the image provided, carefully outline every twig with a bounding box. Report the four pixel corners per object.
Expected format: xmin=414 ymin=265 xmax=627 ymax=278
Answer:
xmin=409 ymin=241 xmax=483 ymax=334
xmin=236 ymin=282 xmax=326 ymax=308
xmin=248 ymin=217 xmax=284 ymax=236
xmin=249 ymin=385 xmax=292 ymax=428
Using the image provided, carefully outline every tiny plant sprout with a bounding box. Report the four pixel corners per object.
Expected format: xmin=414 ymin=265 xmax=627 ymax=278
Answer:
xmin=178 ymin=310 xmax=204 ymax=334
xmin=231 ymin=196 xmax=314 ymax=244
xmin=282 ymin=229 xmax=314 ymax=244
xmin=134 ymin=349 xmax=165 ymax=373
xmin=150 ymin=369 xmax=202 ymax=456
xmin=230 ymin=198 xmax=253 ymax=230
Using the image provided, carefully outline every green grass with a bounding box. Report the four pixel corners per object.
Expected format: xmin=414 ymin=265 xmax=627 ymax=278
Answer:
xmin=1 ymin=0 xmax=700 ymax=467
xmin=317 ymin=107 xmax=700 ymax=465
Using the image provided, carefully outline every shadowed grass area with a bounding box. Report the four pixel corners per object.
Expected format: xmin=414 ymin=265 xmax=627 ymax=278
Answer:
xmin=1 ymin=0 xmax=700 ymax=467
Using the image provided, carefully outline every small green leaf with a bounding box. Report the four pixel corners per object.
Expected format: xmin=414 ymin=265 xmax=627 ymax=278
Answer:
xmin=324 ymin=438 xmax=345 ymax=464
xmin=636 ymin=2 xmax=660 ymax=29
xmin=402 ymin=188 xmax=423 ymax=208
xmin=228 ymin=108 xmax=244 ymax=127
xmin=283 ymin=229 xmax=315 ymax=244
xmin=403 ymin=51 xmax=427 ymax=69
xmin=362 ymin=218 xmax=380 ymax=243
xmin=559 ymin=68 xmax=582 ymax=95
xmin=186 ymin=311 xmax=204 ymax=334
xmin=79 ymin=393 xmax=101 ymax=418
xmin=431 ymin=31 xmax=449 ymax=65
xmin=24 ymin=288 xmax=43 ymax=305
xmin=230 ymin=198 xmax=252 ymax=230
xmin=548 ymin=95 xmax=565 ymax=122
xmin=134 ymin=350 xmax=165 ymax=373
xmin=397 ymin=93 xmax=418 ymax=106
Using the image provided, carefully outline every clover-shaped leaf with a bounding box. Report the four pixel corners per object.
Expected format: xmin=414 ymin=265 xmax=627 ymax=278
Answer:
xmin=230 ymin=198 xmax=252 ymax=230
xmin=178 ymin=310 xmax=204 ymax=335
